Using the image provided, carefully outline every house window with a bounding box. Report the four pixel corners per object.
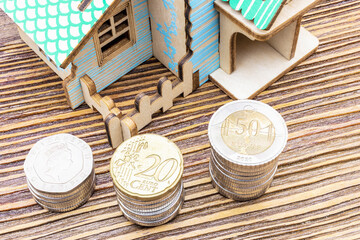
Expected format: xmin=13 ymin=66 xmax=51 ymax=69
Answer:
xmin=94 ymin=1 xmax=135 ymax=66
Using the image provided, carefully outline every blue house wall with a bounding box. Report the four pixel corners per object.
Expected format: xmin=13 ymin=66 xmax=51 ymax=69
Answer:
xmin=66 ymin=0 xmax=153 ymax=109
xmin=66 ymin=0 xmax=219 ymax=108
xmin=149 ymin=0 xmax=220 ymax=86
xmin=189 ymin=0 xmax=220 ymax=86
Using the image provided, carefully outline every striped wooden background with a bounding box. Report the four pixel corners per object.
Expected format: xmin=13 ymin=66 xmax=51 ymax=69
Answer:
xmin=1 ymin=0 xmax=360 ymax=239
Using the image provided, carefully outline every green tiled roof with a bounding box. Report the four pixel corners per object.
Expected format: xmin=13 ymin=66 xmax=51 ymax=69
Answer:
xmin=0 ymin=0 xmax=115 ymax=66
xmin=221 ymin=0 xmax=284 ymax=30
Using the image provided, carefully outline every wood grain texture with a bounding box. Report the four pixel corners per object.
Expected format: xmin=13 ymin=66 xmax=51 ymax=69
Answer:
xmin=1 ymin=0 xmax=360 ymax=239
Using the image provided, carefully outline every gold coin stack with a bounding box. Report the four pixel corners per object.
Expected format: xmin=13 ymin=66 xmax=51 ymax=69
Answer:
xmin=110 ymin=134 xmax=184 ymax=226
xmin=208 ymin=100 xmax=288 ymax=201
xmin=24 ymin=134 xmax=95 ymax=212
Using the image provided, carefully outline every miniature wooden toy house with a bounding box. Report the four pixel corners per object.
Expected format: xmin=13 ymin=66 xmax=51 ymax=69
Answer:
xmin=0 ymin=0 xmax=220 ymax=109
xmin=1 ymin=0 xmax=321 ymax=148
xmin=210 ymin=0 xmax=321 ymax=99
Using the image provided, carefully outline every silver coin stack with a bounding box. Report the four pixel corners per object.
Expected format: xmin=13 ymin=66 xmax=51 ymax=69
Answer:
xmin=208 ymin=100 xmax=288 ymax=201
xmin=24 ymin=133 xmax=95 ymax=212
xmin=110 ymin=134 xmax=184 ymax=226
xmin=113 ymin=180 xmax=184 ymax=227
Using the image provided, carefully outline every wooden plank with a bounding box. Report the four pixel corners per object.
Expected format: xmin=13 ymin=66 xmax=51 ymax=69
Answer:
xmin=1 ymin=0 xmax=360 ymax=239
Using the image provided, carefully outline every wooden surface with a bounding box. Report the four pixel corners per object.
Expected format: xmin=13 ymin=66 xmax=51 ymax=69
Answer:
xmin=1 ymin=0 xmax=360 ymax=239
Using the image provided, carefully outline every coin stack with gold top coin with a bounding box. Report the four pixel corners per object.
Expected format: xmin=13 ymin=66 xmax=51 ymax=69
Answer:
xmin=110 ymin=134 xmax=184 ymax=226
xmin=208 ymin=100 xmax=288 ymax=201
xmin=24 ymin=133 xmax=95 ymax=212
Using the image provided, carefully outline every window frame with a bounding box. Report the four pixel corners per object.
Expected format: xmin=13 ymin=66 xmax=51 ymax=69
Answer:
xmin=93 ymin=0 xmax=136 ymax=67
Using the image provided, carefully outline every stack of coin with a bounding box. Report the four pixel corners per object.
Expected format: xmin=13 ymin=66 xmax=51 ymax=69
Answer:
xmin=110 ymin=134 xmax=184 ymax=226
xmin=24 ymin=133 xmax=95 ymax=212
xmin=208 ymin=100 xmax=288 ymax=201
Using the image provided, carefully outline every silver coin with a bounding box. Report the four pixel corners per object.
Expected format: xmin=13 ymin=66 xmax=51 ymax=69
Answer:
xmin=114 ymin=180 xmax=182 ymax=205
xmin=210 ymin=159 xmax=276 ymax=191
xmin=208 ymin=100 xmax=288 ymax=168
xmin=211 ymin=177 xmax=270 ymax=201
xmin=120 ymin=190 xmax=184 ymax=227
xmin=34 ymin=187 xmax=93 ymax=210
xmin=118 ymin=185 xmax=184 ymax=221
xmin=209 ymin=165 xmax=271 ymax=201
xmin=32 ymin=176 xmax=95 ymax=207
xmin=28 ymin=173 xmax=95 ymax=205
xmin=26 ymin=170 xmax=95 ymax=201
xmin=115 ymin=181 xmax=183 ymax=212
xmin=25 ymin=133 xmax=94 ymax=194
xmin=210 ymin=150 xmax=278 ymax=183
xmin=210 ymin=164 xmax=274 ymax=195
xmin=35 ymin=184 xmax=95 ymax=212
xmin=115 ymin=180 xmax=184 ymax=226
xmin=211 ymin=146 xmax=278 ymax=175
xmin=209 ymin=160 xmax=273 ymax=192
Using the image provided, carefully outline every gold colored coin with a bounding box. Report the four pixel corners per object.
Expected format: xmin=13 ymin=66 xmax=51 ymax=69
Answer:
xmin=221 ymin=110 xmax=275 ymax=155
xmin=110 ymin=134 xmax=184 ymax=200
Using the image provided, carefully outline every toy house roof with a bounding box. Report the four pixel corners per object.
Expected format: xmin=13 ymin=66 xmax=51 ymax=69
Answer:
xmin=221 ymin=0 xmax=285 ymax=30
xmin=0 ymin=0 xmax=117 ymax=67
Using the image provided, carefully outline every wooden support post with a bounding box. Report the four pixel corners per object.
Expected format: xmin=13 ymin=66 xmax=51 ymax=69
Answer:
xmin=219 ymin=12 xmax=301 ymax=74
xmin=104 ymin=114 xmax=123 ymax=148
xmin=219 ymin=14 xmax=254 ymax=75
xmin=80 ymin=75 xmax=122 ymax=120
xmin=120 ymin=117 xmax=138 ymax=142
xmin=267 ymin=18 xmax=301 ymax=60
xmin=80 ymin=75 xmax=124 ymax=148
